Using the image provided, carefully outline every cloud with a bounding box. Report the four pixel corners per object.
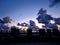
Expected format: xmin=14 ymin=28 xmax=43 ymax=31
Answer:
xmin=55 ymin=18 xmax=60 ymax=24
xmin=17 ymin=23 xmax=21 ymax=26
xmin=46 ymin=23 xmax=57 ymax=29
xmin=36 ymin=8 xmax=59 ymax=29
xmin=29 ymin=20 xmax=39 ymax=30
xmin=0 ymin=19 xmax=3 ymax=23
xmin=37 ymin=14 xmax=53 ymax=24
xmin=0 ymin=24 xmax=9 ymax=31
xmin=3 ymin=16 xmax=12 ymax=23
xmin=29 ymin=20 xmax=35 ymax=26
xmin=17 ymin=22 xmax=28 ymax=26
xmin=0 ymin=16 xmax=12 ymax=24
xmin=37 ymin=8 xmax=53 ymax=24
xmin=36 ymin=8 xmax=53 ymax=24
xmin=38 ymin=8 xmax=47 ymax=15
xmin=49 ymin=0 xmax=60 ymax=7
xmin=0 ymin=16 xmax=12 ymax=31
xmin=17 ymin=20 xmax=39 ymax=31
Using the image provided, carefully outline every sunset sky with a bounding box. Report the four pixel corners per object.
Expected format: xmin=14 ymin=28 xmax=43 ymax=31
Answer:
xmin=0 ymin=0 xmax=60 ymax=25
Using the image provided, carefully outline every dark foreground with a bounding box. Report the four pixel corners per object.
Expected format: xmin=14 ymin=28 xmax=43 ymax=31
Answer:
xmin=0 ymin=42 xmax=60 ymax=45
xmin=0 ymin=29 xmax=60 ymax=45
xmin=0 ymin=33 xmax=60 ymax=43
xmin=0 ymin=36 xmax=60 ymax=45
xmin=0 ymin=33 xmax=60 ymax=45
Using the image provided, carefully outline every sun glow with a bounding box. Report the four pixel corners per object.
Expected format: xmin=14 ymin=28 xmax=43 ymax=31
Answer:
xmin=49 ymin=20 xmax=55 ymax=24
xmin=36 ymin=23 xmax=45 ymax=29
xmin=32 ymin=30 xmax=37 ymax=32
xmin=34 ymin=20 xmax=45 ymax=29
xmin=8 ymin=20 xmax=46 ymax=32
xmin=17 ymin=26 xmax=28 ymax=31
xmin=57 ymin=25 xmax=60 ymax=31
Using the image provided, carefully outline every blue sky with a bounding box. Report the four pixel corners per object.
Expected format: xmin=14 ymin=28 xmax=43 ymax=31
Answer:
xmin=0 ymin=0 xmax=60 ymax=24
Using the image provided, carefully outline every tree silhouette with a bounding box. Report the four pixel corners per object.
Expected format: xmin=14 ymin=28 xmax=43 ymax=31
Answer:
xmin=11 ymin=26 xmax=20 ymax=38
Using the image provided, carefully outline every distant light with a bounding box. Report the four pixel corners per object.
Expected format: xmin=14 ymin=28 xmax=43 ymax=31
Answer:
xmin=32 ymin=30 xmax=37 ymax=32
xmin=36 ymin=23 xmax=45 ymax=29
xmin=57 ymin=25 xmax=60 ymax=30
xmin=17 ymin=26 xmax=28 ymax=31
xmin=49 ymin=20 xmax=55 ymax=24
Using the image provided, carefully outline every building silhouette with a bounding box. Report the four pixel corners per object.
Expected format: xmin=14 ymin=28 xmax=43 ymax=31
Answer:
xmin=53 ymin=29 xmax=59 ymax=36
xmin=27 ymin=29 xmax=32 ymax=36
xmin=47 ymin=29 xmax=51 ymax=37
xmin=39 ymin=29 xmax=45 ymax=37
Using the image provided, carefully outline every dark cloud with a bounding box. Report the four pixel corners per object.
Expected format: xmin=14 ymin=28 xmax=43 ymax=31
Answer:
xmin=49 ymin=0 xmax=60 ymax=7
xmin=0 ymin=19 xmax=3 ymax=23
xmin=36 ymin=14 xmax=53 ymax=24
xmin=17 ymin=23 xmax=21 ymax=26
xmin=55 ymin=18 xmax=60 ymax=25
xmin=0 ymin=16 xmax=12 ymax=24
xmin=20 ymin=22 xmax=29 ymax=26
xmin=0 ymin=16 xmax=12 ymax=31
xmin=29 ymin=20 xmax=39 ymax=30
xmin=0 ymin=24 xmax=9 ymax=31
xmin=46 ymin=23 xmax=57 ymax=29
xmin=29 ymin=20 xmax=35 ymax=26
xmin=1 ymin=24 xmax=9 ymax=30
xmin=36 ymin=8 xmax=59 ymax=29
xmin=3 ymin=16 xmax=12 ymax=23
xmin=38 ymin=8 xmax=47 ymax=15
xmin=37 ymin=8 xmax=53 ymax=24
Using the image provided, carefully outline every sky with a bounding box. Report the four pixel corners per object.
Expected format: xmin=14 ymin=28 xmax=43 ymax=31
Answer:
xmin=0 ymin=0 xmax=60 ymax=25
